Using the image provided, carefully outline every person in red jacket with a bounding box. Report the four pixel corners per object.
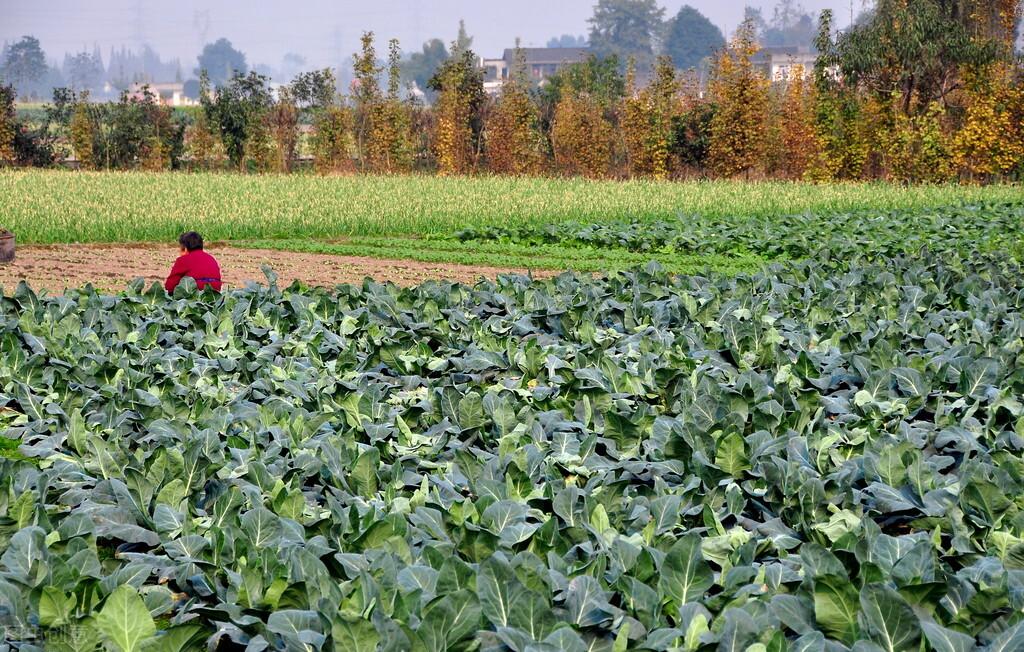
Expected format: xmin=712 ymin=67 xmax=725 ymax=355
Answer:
xmin=164 ymin=231 xmax=223 ymax=293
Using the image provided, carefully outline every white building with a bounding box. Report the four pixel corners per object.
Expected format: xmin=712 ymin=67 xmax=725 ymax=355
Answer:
xmin=751 ymin=46 xmax=818 ymax=82
xmin=481 ymin=47 xmax=591 ymax=95
xmin=128 ymin=82 xmax=198 ymax=106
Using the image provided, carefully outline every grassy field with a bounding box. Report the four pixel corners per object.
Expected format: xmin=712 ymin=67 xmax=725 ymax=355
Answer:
xmin=244 ymin=237 xmax=766 ymax=275
xmin=2 ymin=169 xmax=1021 ymax=244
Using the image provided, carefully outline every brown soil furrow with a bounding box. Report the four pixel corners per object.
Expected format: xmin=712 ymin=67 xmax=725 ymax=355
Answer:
xmin=0 ymin=244 xmax=554 ymax=294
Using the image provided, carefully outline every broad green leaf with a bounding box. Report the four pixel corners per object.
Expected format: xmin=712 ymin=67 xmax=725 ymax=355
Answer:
xmin=987 ymin=621 xmax=1024 ymax=652
xmin=138 ymin=626 xmax=204 ymax=652
xmin=477 ymin=556 xmax=521 ymax=628
xmin=715 ymin=431 xmax=749 ymax=477
xmin=45 ymin=617 xmax=103 ymax=652
xmin=659 ymin=533 xmax=714 ymax=606
xmin=267 ymin=610 xmax=325 ymax=650
xmin=351 ymin=448 xmax=380 ymax=497
xmin=920 ymin=621 xmax=974 ymax=652
xmin=814 ymin=576 xmax=859 ymax=644
xmin=416 ymin=589 xmax=481 ymax=652
xmin=458 ymin=392 xmax=484 ymax=430
xmin=859 ymin=584 xmax=921 ymax=652
xmin=332 ymin=616 xmax=379 ymax=652
xmin=38 ymin=586 xmax=74 ymax=627
xmin=95 ymin=585 xmax=157 ymax=652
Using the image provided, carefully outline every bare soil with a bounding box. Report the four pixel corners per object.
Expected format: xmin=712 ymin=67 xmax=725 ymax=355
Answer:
xmin=0 ymin=243 xmax=552 ymax=294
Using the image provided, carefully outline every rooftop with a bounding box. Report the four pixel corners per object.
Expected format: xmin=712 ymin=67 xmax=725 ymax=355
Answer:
xmin=501 ymin=47 xmax=590 ymax=65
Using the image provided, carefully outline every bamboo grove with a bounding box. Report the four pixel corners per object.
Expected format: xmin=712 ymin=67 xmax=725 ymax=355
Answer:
xmin=2 ymin=4 xmax=1023 ymax=183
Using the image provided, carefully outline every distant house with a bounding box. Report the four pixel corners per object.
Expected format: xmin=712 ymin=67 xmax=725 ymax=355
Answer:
xmin=481 ymin=58 xmax=509 ymax=95
xmin=127 ymin=82 xmax=197 ymax=107
xmin=482 ymin=47 xmax=590 ymax=95
xmin=751 ymin=46 xmax=818 ymax=82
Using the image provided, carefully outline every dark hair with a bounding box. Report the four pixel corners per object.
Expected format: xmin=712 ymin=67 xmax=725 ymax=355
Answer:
xmin=178 ymin=231 xmax=204 ymax=251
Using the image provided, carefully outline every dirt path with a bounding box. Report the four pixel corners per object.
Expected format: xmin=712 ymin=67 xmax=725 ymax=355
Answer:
xmin=0 ymin=243 xmax=553 ymax=293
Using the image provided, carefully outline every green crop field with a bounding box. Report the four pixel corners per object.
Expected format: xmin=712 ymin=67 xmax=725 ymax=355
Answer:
xmin=4 ymin=229 xmax=1024 ymax=649
xmin=3 ymin=173 xmax=1024 ymax=650
xmin=1 ymin=169 xmax=1021 ymax=244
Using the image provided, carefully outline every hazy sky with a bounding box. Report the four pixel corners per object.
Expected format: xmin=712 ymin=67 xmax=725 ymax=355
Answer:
xmin=1 ymin=0 xmax=859 ymax=71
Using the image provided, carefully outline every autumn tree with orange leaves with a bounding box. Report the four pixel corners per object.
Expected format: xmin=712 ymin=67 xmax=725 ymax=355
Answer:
xmin=621 ymin=56 xmax=679 ymax=179
xmin=430 ymin=44 xmax=484 ymax=175
xmin=552 ymin=92 xmax=614 ymax=178
xmin=367 ymin=39 xmax=415 ymax=173
xmin=485 ymin=45 xmax=545 ymax=175
xmin=708 ymin=21 xmax=769 ymax=178
xmin=953 ymin=64 xmax=1024 ymax=180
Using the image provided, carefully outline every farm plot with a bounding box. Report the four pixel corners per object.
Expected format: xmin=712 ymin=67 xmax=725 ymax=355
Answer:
xmin=0 ymin=244 xmax=558 ymax=294
xmin=2 ymin=170 xmax=1022 ymax=245
xmin=3 ymin=249 xmax=1024 ymax=650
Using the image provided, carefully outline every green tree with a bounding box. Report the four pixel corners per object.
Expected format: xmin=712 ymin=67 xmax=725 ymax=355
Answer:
xmin=69 ymin=92 xmax=96 ymax=170
xmin=588 ymin=0 xmax=666 ymax=72
xmin=1 ymin=36 xmax=48 ymax=96
xmin=670 ymin=101 xmax=716 ymax=173
xmin=352 ymin=32 xmax=383 ymax=169
xmin=402 ymin=39 xmax=448 ymax=100
xmin=546 ymin=35 xmax=588 ymax=48
xmin=201 ymin=70 xmax=273 ymax=168
xmin=552 ymin=90 xmax=615 ymax=178
xmin=622 ymin=56 xmax=680 ymax=178
xmin=455 ymin=20 xmax=473 ymax=52
xmin=187 ymin=106 xmax=224 ymax=170
xmin=429 ymin=43 xmax=484 ymax=174
xmin=752 ymin=0 xmax=818 ymax=48
xmin=289 ymin=69 xmax=337 ymax=109
xmin=485 ymin=44 xmax=546 ymax=175
xmin=268 ymin=88 xmax=299 ymax=173
xmin=367 ymin=39 xmax=414 ymax=173
xmin=541 ymin=54 xmax=625 ymax=110
xmin=195 ymin=38 xmax=248 ymax=87
xmin=94 ymin=87 xmax=186 ymax=170
xmin=664 ymin=6 xmax=725 ymax=70
xmin=0 ymin=84 xmax=14 ymax=165
xmin=311 ymin=105 xmax=354 ymax=174
xmin=809 ymin=11 xmax=869 ymax=180
xmin=65 ymin=51 xmax=104 ymax=92
xmin=831 ymin=0 xmax=1006 ymax=114
xmin=708 ymin=21 xmax=770 ymax=178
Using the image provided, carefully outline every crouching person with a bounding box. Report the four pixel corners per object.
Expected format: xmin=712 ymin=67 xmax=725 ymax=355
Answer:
xmin=165 ymin=231 xmax=222 ymax=293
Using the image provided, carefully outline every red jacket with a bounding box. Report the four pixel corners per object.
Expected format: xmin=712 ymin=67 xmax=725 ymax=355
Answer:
xmin=165 ymin=249 xmax=223 ymax=293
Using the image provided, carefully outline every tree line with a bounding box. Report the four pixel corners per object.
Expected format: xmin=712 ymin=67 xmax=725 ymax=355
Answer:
xmin=1 ymin=1 xmax=1023 ymax=183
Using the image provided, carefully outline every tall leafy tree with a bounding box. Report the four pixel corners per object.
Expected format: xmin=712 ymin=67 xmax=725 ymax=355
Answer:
xmin=552 ymin=91 xmax=614 ymax=178
xmin=622 ymin=56 xmax=680 ymax=179
xmin=749 ymin=0 xmax=818 ymax=48
xmin=540 ymin=55 xmax=625 ymax=112
xmin=830 ymin=0 xmax=1006 ymax=113
xmin=352 ymin=32 xmax=383 ymax=169
xmin=64 ymin=51 xmax=104 ymax=92
xmin=810 ymin=10 xmax=869 ymax=180
xmin=429 ymin=42 xmax=484 ymax=174
xmin=588 ymin=0 xmax=666 ymax=71
xmin=69 ymin=91 xmax=96 ymax=169
xmin=455 ymin=20 xmax=473 ymax=52
xmin=1 ymin=36 xmax=48 ymax=94
xmin=0 ymin=84 xmax=14 ymax=164
xmin=485 ymin=44 xmax=545 ymax=175
xmin=195 ymin=38 xmax=248 ymax=87
xmin=403 ymin=39 xmax=448 ymax=100
xmin=708 ymin=21 xmax=770 ymax=177
xmin=368 ymin=39 xmax=414 ymax=172
xmin=664 ymin=6 xmax=726 ymax=70
xmin=539 ymin=54 xmax=623 ymax=143
xmin=546 ymin=35 xmax=588 ymax=48
xmin=201 ymin=70 xmax=272 ymax=167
